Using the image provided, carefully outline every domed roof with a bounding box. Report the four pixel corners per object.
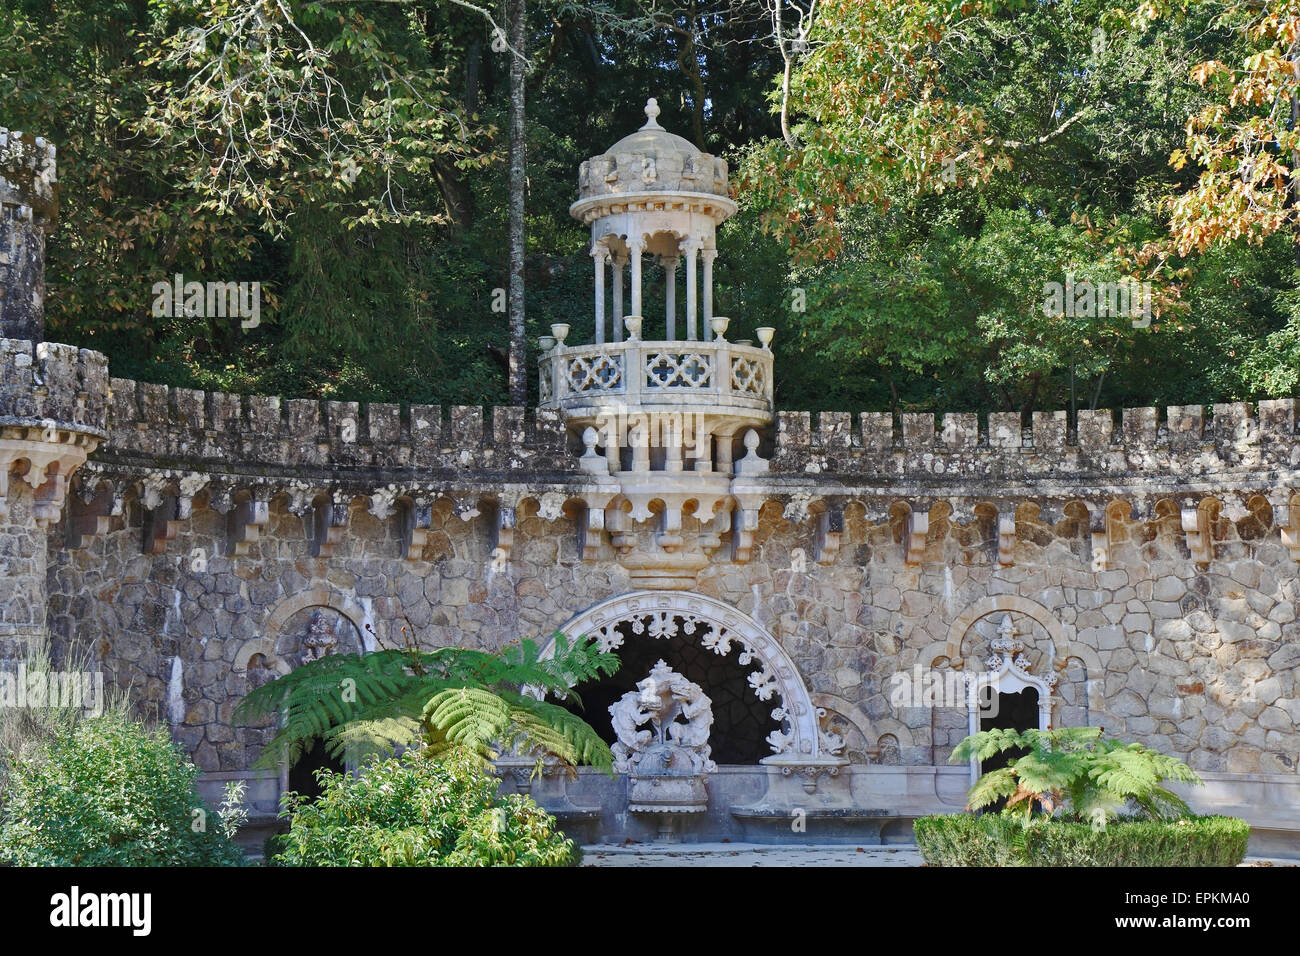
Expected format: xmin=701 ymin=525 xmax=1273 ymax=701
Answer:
xmin=605 ymin=99 xmax=702 ymax=158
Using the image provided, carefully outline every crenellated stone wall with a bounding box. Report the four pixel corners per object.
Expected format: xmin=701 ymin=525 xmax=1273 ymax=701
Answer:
xmin=99 ymin=376 xmax=573 ymax=477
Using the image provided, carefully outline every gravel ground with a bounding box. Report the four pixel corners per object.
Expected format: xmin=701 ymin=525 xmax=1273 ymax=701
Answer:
xmin=580 ymin=843 xmax=1298 ymax=867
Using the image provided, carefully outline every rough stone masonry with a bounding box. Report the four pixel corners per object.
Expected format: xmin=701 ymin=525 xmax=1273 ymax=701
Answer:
xmin=1 ymin=111 xmax=1298 ymax=852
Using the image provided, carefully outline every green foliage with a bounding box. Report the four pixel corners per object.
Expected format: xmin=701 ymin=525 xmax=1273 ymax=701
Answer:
xmin=952 ymin=726 xmax=1201 ymax=825
xmin=274 ymin=745 xmax=578 ymax=866
xmin=4 ymin=0 xmax=1298 ymax=412
xmin=914 ymin=813 xmax=1250 ymax=867
xmin=0 ymin=635 xmax=127 ymax=801
xmin=234 ymin=631 xmax=619 ymax=773
xmin=0 ymin=714 xmax=245 ymax=866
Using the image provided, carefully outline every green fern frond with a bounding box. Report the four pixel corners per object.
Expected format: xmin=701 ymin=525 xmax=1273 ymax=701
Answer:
xmin=966 ymin=767 xmax=1018 ymax=810
xmin=951 ymin=727 xmax=1032 ymax=763
xmin=236 ymin=629 xmax=622 ymax=774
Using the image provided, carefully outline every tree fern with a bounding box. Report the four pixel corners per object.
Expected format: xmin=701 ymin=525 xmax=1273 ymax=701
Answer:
xmin=234 ymin=630 xmax=620 ymax=774
xmin=951 ymin=726 xmax=1202 ymax=824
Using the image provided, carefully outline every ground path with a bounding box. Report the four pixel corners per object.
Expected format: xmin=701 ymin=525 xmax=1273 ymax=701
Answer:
xmin=581 ymin=842 xmax=1298 ymax=867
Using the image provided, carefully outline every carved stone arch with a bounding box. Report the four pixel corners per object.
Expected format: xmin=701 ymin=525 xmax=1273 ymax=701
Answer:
xmin=943 ymin=596 xmax=1066 ymax=784
xmin=232 ymin=638 xmax=290 ymax=675
xmin=542 ymin=590 xmax=824 ymax=757
xmin=942 ymin=595 xmax=1068 ymax=664
xmin=264 ymin=589 xmax=375 ymax=655
xmin=812 ymin=692 xmax=916 ymax=764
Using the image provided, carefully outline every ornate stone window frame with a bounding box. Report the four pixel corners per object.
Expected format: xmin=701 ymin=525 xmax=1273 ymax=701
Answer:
xmin=936 ymin=596 xmax=1065 ymax=785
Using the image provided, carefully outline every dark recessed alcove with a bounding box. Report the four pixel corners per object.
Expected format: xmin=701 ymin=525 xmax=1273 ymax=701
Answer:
xmin=556 ymin=618 xmax=781 ymax=764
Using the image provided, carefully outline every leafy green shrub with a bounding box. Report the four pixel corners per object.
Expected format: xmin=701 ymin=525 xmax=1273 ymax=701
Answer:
xmin=0 ymin=635 xmax=126 ymax=801
xmin=914 ymin=813 xmax=1250 ymax=867
xmin=274 ymin=746 xmax=578 ymax=867
xmin=0 ymin=715 xmax=244 ymax=866
xmin=953 ymin=726 xmax=1201 ymax=824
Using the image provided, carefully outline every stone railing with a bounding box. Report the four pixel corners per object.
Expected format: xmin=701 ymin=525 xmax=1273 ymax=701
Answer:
xmin=538 ymin=339 xmax=774 ymax=416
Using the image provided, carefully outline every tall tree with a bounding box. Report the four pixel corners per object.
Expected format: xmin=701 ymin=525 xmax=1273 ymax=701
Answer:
xmin=508 ymin=0 xmax=528 ymax=404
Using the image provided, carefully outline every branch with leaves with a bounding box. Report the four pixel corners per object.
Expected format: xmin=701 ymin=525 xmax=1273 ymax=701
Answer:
xmin=233 ymin=626 xmax=620 ymax=774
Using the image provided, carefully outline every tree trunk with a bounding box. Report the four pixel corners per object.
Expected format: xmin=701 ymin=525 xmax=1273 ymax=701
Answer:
xmin=1291 ymin=77 xmax=1300 ymax=270
xmin=507 ymin=0 xmax=527 ymax=405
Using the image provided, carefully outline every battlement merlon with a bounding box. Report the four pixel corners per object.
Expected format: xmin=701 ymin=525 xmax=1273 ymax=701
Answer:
xmin=0 ymin=129 xmax=58 ymax=342
xmin=0 ymin=338 xmax=109 ymax=437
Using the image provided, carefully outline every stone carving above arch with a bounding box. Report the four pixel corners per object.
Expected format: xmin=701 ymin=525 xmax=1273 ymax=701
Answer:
xmin=812 ymin=692 xmax=916 ymax=764
xmin=243 ymin=590 xmax=370 ymax=678
xmin=544 ymin=590 xmax=826 ymax=758
xmin=943 ymin=594 xmax=1068 ymax=668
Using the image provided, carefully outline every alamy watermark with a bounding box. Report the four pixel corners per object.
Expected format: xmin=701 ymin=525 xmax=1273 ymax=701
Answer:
xmin=592 ymin=404 xmax=710 ymax=456
xmin=151 ymin=273 xmax=261 ymax=330
xmin=1042 ymin=273 xmax=1152 ymax=328
xmin=0 ymin=663 xmax=105 ymax=717
xmin=888 ymin=664 xmax=1001 ymax=718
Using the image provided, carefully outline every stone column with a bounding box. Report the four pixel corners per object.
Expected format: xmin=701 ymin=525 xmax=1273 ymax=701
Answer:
xmin=592 ymin=245 xmax=608 ymax=345
xmin=612 ymin=252 xmax=626 ymax=342
xmin=682 ymin=239 xmax=701 ymax=341
xmin=664 ymin=256 xmax=678 ymax=340
xmin=628 ymin=236 xmax=645 ymax=319
xmin=0 ymin=129 xmax=58 ymax=342
xmin=701 ymin=247 xmax=717 ymax=325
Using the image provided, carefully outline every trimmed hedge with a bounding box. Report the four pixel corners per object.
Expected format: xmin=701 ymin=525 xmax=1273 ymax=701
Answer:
xmin=914 ymin=813 xmax=1250 ymax=867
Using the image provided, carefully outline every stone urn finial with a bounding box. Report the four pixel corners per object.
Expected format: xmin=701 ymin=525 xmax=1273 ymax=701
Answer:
xmin=643 ymin=97 xmax=661 ymax=129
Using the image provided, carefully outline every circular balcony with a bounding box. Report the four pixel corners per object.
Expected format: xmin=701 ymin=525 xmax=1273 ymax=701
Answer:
xmin=538 ymin=336 xmax=774 ymax=425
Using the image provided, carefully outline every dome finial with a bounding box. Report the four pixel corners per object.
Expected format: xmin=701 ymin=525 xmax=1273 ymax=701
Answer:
xmin=642 ymin=97 xmax=662 ymax=129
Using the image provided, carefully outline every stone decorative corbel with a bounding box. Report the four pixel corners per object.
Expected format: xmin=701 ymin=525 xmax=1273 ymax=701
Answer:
xmin=310 ymin=494 xmax=349 ymax=558
xmin=1181 ymin=506 xmax=1211 ymax=566
xmin=1090 ymin=522 xmax=1109 ymax=572
xmin=579 ymin=500 xmax=606 ymax=560
xmin=491 ymin=497 xmax=517 ymax=566
xmin=228 ymin=496 xmax=270 ymax=557
xmin=66 ymin=482 xmax=125 ymax=548
xmin=730 ymin=497 xmax=762 ymax=564
xmin=905 ymin=510 xmax=929 ymax=566
xmin=699 ymin=510 xmax=729 ymax=557
xmin=399 ymin=497 xmax=433 ymax=562
xmin=655 ymin=500 xmax=683 ymax=552
xmin=32 ymin=468 xmax=71 ymax=527
xmin=814 ymin=508 xmax=843 ymax=566
xmin=607 ymin=505 xmax=636 ymax=555
xmin=143 ymin=494 xmax=181 ymax=555
xmin=997 ymin=513 xmax=1016 ymax=567
xmin=1282 ymin=497 xmax=1300 ymax=562
xmin=176 ymin=473 xmax=208 ymax=519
